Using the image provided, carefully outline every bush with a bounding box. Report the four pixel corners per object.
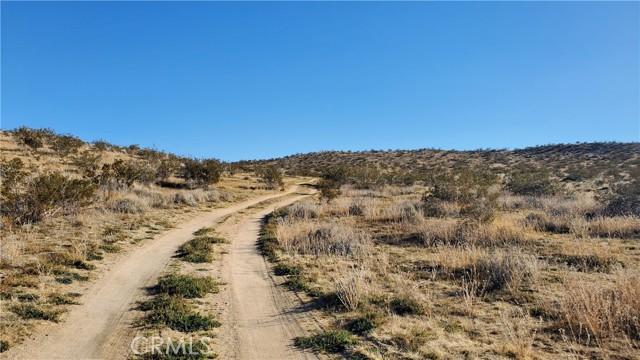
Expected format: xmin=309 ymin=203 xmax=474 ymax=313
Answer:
xmin=140 ymin=294 xmax=220 ymax=332
xmin=72 ymin=152 xmax=102 ymax=178
xmin=0 ymin=158 xmax=26 ymax=197
xmin=2 ymin=173 xmax=96 ymax=224
xmin=11 ymin=304 xmax=62 ymax=322
xmin=389 ymin=296 xmax=424 ymax=316
xmin=178 ymin=236 xmax=225 ymax=263
xmin=12 ymin=127 xmax=54 ymax=149
xmin=345 ymin=313 xmax=381 ymax=334
xmin=558 ymin=271 xmax=639 ymax=344
xmin=52 ymin=134 xmax=84 ymax=156
xmin=603 ymin=181 xmax=640 ymax=217
xmin=101 ymin=159 xmax=156 ymax=188
xmin=256 ymin=165 xmax=284 ymax=190
xmin=294 ymin=330 xmax=356 ymax=353
xmin=507 ymin=170 xmax=559 ymax=196
xmin=106 ymin=196 xmax=149 ymax=214
xmin=181 ymin=159 xmax=223 ymax=188
xmin=155 ymin=274 xmax=218 ymax=298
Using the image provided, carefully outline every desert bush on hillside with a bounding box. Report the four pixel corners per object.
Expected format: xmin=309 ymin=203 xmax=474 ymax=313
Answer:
xmin=100 ymin=159 xmax=156 ymax=188
xmin=603 ymin=181 xmax=640 ymax=217
xmin=2 ymin=172 xmax=96 ymax=224
xmin=424 ymin=168 xmax=497 ymax=204
xmin=11 ymin=127 xmax=56 ymax=150
xmin=181 ymin=159 xmax=223 ymax=188
xmin=155 ymin=158 xmax=179 ymax=182
xmin=51 ymin=134 xmax=84 ymax=156
xmin=0 ymin=158 xmax=27 ymax=196
xmin=91 ymin=139 xmax=112 ymax=151
xmin=256 ymin=165 xmax=284 ymax=190
xmin=507 ymin=169 xmax=559 ymax=196
xmin=72 ymin=152 xmax=102 ymax=178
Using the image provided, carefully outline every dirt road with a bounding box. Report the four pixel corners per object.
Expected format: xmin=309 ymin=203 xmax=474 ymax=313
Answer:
xmin=215 ymin=194 xmax=321 ymax=360
xmin=3 ymin=186 xmax=309 ymax=360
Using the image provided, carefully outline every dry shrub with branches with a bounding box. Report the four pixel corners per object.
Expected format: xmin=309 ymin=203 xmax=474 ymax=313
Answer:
xmin=558 ymin=270 xmax=640 ymax=347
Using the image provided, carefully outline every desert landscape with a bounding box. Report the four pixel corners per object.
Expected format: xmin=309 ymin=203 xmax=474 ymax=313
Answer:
xmin=2 ymin=2 xmax=638 ymax=359
xmin=0 ymin=128 xmax=638 ymax=359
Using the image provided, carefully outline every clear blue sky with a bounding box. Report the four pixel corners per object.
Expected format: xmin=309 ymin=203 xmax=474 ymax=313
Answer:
xmin=2 ymin=2 xmax=638 ymax=161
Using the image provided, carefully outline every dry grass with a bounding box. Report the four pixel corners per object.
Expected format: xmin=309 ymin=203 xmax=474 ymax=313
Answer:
xmin=558 ymin=270 xmax=640 ymax=347
xmin=275 ymin=218 xmax=370 ymax=256
xmin=264 ymin=181 xmax=640 ymax=358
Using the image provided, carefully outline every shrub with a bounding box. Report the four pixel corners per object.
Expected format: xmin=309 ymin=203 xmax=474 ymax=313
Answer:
xmin=155 ymin=158 xmax=179 ymax=182
xmin=602 ymin=181 xmax=640 ymax=217
xmin=553 ymin=253 xmax=618 ymax=273
xmin=0 ymin=158 xmax=26 ymax=196
xmin=106 ymin=196 xmax=149 ymax=214
xmin=2 ymin=173 xmax=96 ymax=224
xmin=140 ymin=294 xmax=220 ymax=332
xmin=181 ymin=159 xmax=223 ymax=188
xmin=335 ymin=269 xmax=366 ymax=311
xmin=507 ymin=170 xmax=559 ymax=196
xmin=463 ymin=251 xmax=538 ymax=295
xmin=51 ymin=134 xmax=84 ymax=156
xmin=425 ymin=168 xmax=497 ymax=204
xmin=389 ymin=296 xmax=424 ymax=316
xmin=72 ymin=152 xmax=101 ymax=178
xmin=155 ymin=274 xmax=218 ymax=298
xmin=275 ymin=220 xmax=369 ymax=256
xmin=12 ymin=127 xmax=54 ymax=149
xmin=294 ymin=330 xmax=356 ymax=353
xmin=11 ymin=304 xmax=62 ymax=322
xmin=48 ymin=292 xmax=81 ymax=305
xmin=0 ymin=340 xmax=9 ymax=353
xmin=256 ymin=165 xmax=284 ymax=190
xmin=273 ymin=263 xmax=301 ymax=276
xmin=178 ymin=236 xmax=225 ymax=263
xmin=101 ymin=159 xmax=156 ymax=188
xmin=344 ymin=313 xmax=381 ymax=334
xmin=558 ymin=271 xmax=640 ymax=344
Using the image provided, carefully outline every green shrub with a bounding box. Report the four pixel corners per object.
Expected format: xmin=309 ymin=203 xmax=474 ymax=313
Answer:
xmin=181 ymin=159 xmax=223 ymax=188
xmin=294 ymin=330 xmax=356 ymax=353
xmin=12 ymin=127 xmax=54 ymax=149
xmin=507 ymin=170 xmax=559 ymax=196
xmin=603 ymin=181 xmax=640 ymax=217
xmin=273 ymin=263 xmax=301 ymax=276
xmin=11 ymin=304 xmax=62 ymax=322
xmin=156 ymin=274 xmax=218 ymax=298
xmin=256 ymin=165 xmax=284 ymax=190
xmin=52 ymin=134 xmax=84 ymax=156
xmin=140 ymin=294 xmax=220 ymax=332
xmin=2 ymin=173 xmax=96 ymax=224
xmin=72 ymin=152 xmax=102 ymax=178
xmin=101 ymin=159 xmax=156 ymax=188
xmin=47 ymin=292 xmax=81 ymax=305
xmin=0 ymin=340 xmax=9 ymax=353
xmin=389 ymin=296 xmax=424 ymax=316
xmin=0 ymin=158 xmax=27 ymax=196
xmin=178 ymin=236 xmax=224 ymax=263
xmin=344 ymin=313 xmax=381 ymax=334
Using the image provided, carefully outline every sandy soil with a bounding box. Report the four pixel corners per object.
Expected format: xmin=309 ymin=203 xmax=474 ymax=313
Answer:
xmin=215 ymin=192 xmax=322 ymax=360
xmin=3 ymin=186 xmax=306 ymax=360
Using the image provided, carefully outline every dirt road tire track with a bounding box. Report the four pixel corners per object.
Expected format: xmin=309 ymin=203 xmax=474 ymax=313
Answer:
xmin=215 ymin=193 xmax=322 ymax=360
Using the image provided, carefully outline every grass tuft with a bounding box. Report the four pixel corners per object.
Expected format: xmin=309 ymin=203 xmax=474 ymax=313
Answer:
xmin=294 ymin=330 xmax=356 ymax=353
